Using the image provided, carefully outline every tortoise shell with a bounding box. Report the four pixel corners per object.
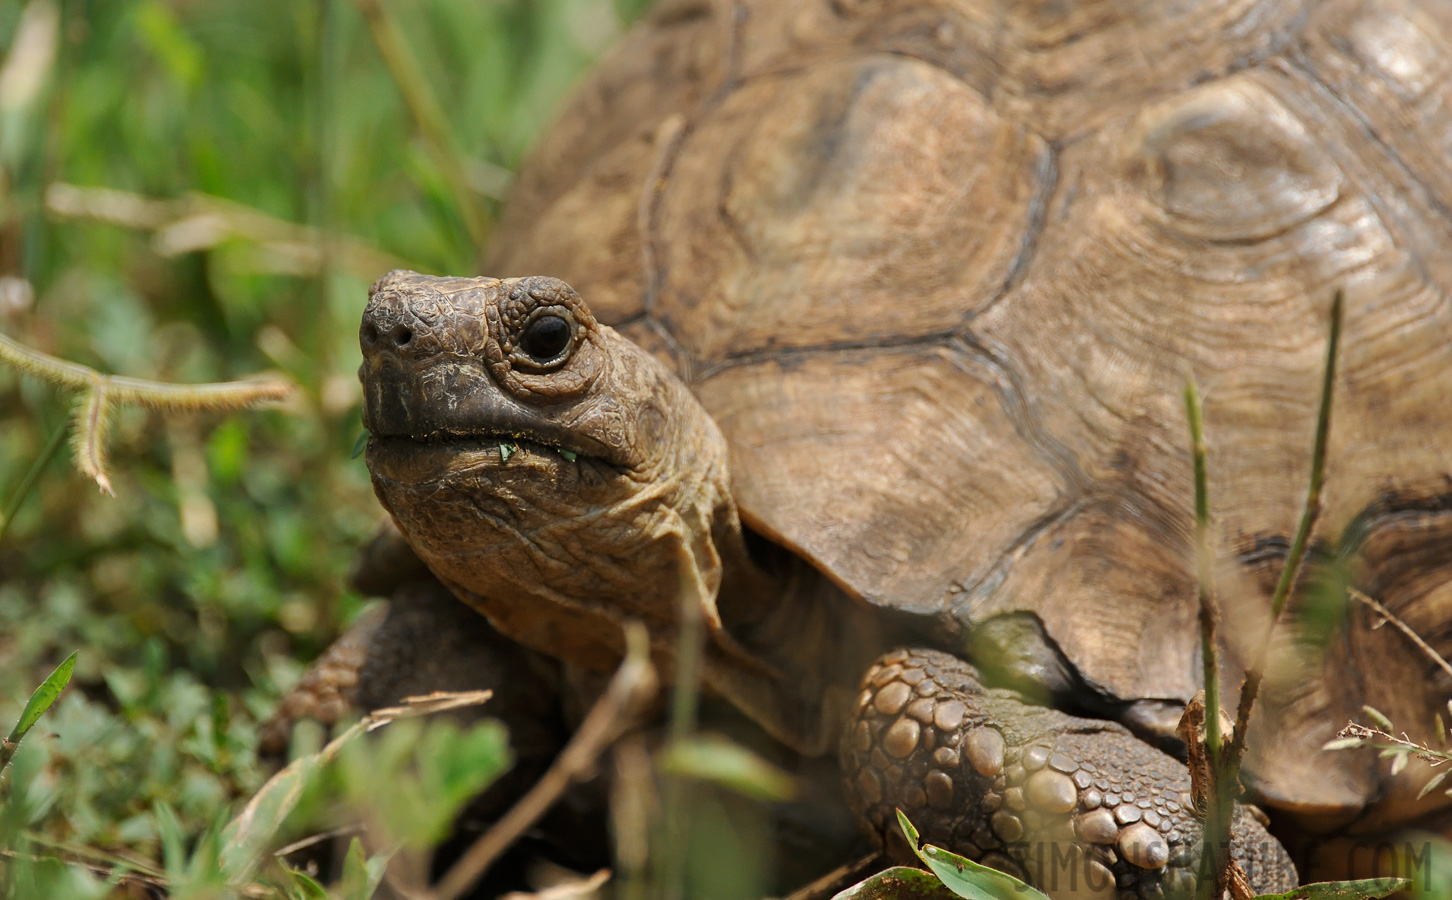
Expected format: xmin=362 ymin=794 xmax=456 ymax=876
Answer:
xmin=485 ymin=0 xmax=1452 ymax=830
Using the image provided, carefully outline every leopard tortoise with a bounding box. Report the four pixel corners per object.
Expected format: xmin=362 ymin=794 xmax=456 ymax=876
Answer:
xmin=286 ymin=0 xmax=1452 ymax=895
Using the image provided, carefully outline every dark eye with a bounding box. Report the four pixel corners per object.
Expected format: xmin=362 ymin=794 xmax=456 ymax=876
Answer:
xmin=520 ymin=314 xmax=572 ymax=363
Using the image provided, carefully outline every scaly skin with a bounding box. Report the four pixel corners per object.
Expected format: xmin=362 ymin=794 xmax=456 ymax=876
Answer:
xmin=843 ymin=649 xmax=1295 ymax=899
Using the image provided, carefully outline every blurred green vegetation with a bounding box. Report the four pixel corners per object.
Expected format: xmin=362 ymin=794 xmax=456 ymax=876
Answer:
xmin=0 ymin=0 xmax=648 ymax=891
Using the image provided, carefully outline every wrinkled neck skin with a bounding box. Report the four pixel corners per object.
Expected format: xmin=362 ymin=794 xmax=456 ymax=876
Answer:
xmin=360 ymin=271 xmax=867 ymax=755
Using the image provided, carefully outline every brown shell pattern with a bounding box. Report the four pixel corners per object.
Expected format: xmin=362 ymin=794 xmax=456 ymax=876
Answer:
xmin=487 ymin=0 xmax=1452 ymax=826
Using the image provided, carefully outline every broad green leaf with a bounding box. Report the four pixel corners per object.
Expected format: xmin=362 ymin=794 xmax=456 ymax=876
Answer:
xmin=658 ymin=734 xmax=796 ymax=801
xmin=1252 ymin=877 xmax=1409 ymax=900
xmin=832 ymin=866 xmax=963 ymax=900
xmin=338 ymin=716 xmax=509 ymax=848
xmin=897 ymin=809 xmax=1050 ymax=900
xmin=918 ymin=845 xmax=1051 ymax=900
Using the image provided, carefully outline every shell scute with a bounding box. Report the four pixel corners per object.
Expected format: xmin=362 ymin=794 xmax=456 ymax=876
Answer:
xmin=654 ymin=54 xmax=1047 ymax=361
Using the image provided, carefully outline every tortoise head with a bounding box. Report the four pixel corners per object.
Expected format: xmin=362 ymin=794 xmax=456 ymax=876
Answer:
xmin=358 ymin=270 xmax=742 ymax=675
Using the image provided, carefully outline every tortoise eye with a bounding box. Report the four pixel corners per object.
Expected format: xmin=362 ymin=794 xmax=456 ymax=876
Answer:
xmin=520 ymin=314 xmax=573 ymax=364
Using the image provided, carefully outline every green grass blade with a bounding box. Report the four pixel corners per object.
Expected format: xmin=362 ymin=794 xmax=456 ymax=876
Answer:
xmin=1 ymin=650 xmax=78 ymax=775
xmin=0 ymin=417 xmax=69 ymax=546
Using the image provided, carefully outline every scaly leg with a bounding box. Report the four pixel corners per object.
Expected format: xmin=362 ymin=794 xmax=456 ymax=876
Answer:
xmin=842 ymin=648 xmax=1297 ymax=900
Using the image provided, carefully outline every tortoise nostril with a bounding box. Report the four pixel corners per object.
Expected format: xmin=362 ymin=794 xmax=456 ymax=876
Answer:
xmin=394 ymin=326 xmax=413 ymax=347
xmin=361 ymin=322 xmax=379 ymax=346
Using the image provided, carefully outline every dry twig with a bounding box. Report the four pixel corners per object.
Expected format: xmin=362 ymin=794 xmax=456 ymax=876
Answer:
xmin=1349 ymin=587 xmax=1452 ymax=681
xmin=0 ymin=329 xmax=293 ymax=495
xmin=430 ymin=622 xmax=658 ymax=900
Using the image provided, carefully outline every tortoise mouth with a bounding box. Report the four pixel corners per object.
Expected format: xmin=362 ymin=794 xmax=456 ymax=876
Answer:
xmin=361 ymin=357 xmax=622 ymax=467
xmin=368 ymin=435 xmax=595 ymax=473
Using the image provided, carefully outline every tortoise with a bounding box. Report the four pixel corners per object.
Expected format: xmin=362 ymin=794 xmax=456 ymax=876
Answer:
xmin=286 ymin=0 xmax=1452 ymax=895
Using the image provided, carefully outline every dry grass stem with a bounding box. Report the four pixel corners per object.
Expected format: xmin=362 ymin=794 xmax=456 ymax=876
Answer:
xmin=1348 ymin=587 xmax=1452 ymax=681
xmin=221 ymin=689 xmax=492 ymax=888
xmin=498 ymin=867 xmax=612 ymax=900
xmin=0 ymin=846 xmax=166 ymax=893
xmin=362 ymin=689 xmax=495 ymax=728
xmin=0 ymin=328 xmax=293 ymax=494
xmin=608 ymin=735 xmax=656 ymax=900
xmin=430 ymin=623 xmax=657 ymax=900
xmin=270 ymin=825 xmax=364 ymax=859
xmin=46 ymin=183 xmax=404 ymax=277
xmin=1334 ymin=723 xmax=1448 ymax=767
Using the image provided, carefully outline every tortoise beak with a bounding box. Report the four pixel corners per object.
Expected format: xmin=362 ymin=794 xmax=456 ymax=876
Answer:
xmin=360 ymin=351 xmax=605 ymax=458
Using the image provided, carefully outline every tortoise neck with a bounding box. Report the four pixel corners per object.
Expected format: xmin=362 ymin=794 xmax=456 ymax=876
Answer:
xmin=700 ymin=507 xmax=890 ymax=756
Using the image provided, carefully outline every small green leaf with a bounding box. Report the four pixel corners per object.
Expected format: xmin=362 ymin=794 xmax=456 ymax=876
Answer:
xmin=1417 ymin=771 xmax=1447 ymax=801
xmin=1322 ymin=737 xmax=1365 ymax=752
xmin=831 ymin=866 xmax=962 ymax=900
xmin=658 ymin=734 xmax=797 ymax=801
xmin=339 ymin=837 xmax=388 ymax=900
xmin=1362 ymin=706 xmax=1394 ymax=731
xmin=897 ymin=809 xmax=1051 ymax=900
xmin=1389 ymin=752 xmax=1407 ymax=776
xmin=499 ymin=443 xmax=515 ymax=462
xmin=1 ymin=650 xmax=78 ymax=775
xmin=281 ymin=866 xmax=328 ymax=900
xmin=1251 ymin=876 xmax=1409 ymax=900
xmin=8 ymin=650 xmax=77 ymax=743
xmin=560 ymin=449 xmax=576 ymax=462
xmin=350 ymin=429 xmax=370 ymax=459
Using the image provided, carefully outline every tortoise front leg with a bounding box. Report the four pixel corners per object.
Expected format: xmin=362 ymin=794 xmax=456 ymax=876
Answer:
xmin=841 ymin=648 xmax=1297 ymax=899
